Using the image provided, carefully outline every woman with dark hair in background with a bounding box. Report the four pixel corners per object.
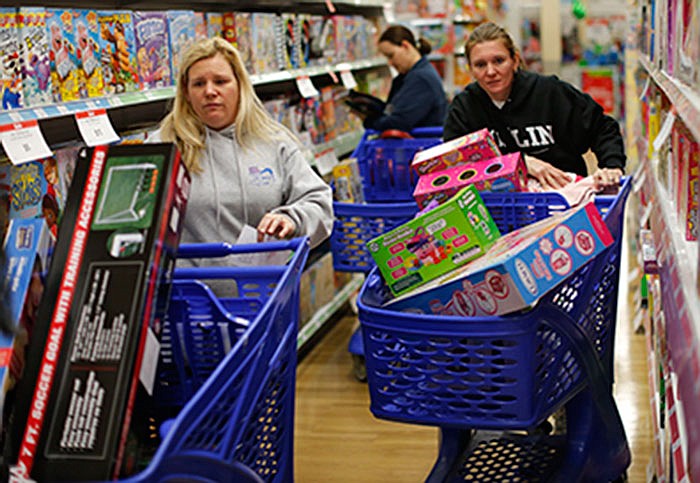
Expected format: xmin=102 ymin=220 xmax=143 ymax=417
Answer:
xmin=359 ymin=25 xmax=448 ymax=132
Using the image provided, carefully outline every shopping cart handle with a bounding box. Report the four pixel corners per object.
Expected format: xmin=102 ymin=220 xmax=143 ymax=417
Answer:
xmin=409 ymin=126 xmax=443 ymax=138
xmin=177 ymin=238 xmax=306 ymax=258
xmin=379 ymin=129 xmax=413 ymax=139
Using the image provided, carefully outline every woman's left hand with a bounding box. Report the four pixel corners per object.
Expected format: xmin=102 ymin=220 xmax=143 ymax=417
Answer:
xmin=257 ymin=213 xmax=296 ymax=242
xmin=592 ymin=168 xmax=623 ymax=190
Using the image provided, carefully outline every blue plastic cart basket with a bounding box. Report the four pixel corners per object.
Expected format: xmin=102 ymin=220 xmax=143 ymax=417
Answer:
xmin=357 ymin=179 xmax=632 ymax=482
xmin=352 ymin=127 xmax=443 ymax=202
xmin=120 ymin=237 xmax=309 ymax=483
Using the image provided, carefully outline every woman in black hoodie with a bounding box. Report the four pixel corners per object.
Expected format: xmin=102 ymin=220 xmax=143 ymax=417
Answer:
xmin=444 ymin=22 xmax=625 ymax=190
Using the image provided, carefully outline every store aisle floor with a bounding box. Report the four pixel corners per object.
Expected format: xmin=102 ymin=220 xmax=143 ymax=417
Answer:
xmin=295 ymin=289 xmax=653 ymax=483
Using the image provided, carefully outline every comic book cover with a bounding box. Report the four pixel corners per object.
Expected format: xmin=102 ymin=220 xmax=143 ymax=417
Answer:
xmin=193 ymin=12 xmax=206 ymax=40
xmin=133 ymin=11 xmax=171 ymax=89
xmin=205 ymin=12 xmax=223 ymax=38
xmin=0 ymin=8 xmax=22 ymax=109
xmin=251 ymin=13 xmax=279 ymax=74
xmin=98 ymin=10 xmax=139 ymax=95
xmin=19 ymin=7 xmax=52 ymax=107
xmin=167 ymin=10 xmax=195 ymax=81
xmin=235 ymin=12 xmax=254 ymax=73
xmin=74 ymin=9 xmax=104 ymax=98
xmin=46 ymin=9 xmax=81 ymax=102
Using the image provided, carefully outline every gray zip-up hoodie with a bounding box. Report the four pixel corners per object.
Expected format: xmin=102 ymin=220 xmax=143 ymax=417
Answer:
xmin=151 ymin=124 xmax=333 ymax=249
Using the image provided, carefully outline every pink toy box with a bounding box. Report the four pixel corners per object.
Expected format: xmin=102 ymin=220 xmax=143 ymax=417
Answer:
xmin=413 ymin=152 xmax=528 ymax=209
xmin=411 ymin=128 xmax=501 ymax=176
xmin=384 ymin=202 xmax=613 ymax=316
xmin=367 ymin=184 xmax=500 ymax=296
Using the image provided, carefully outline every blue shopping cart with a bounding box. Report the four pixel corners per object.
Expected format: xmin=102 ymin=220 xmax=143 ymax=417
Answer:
xmin=331 ymin=127 xmax=443 ymax=380
xmin=119 ymin=237 xmax=309 ymax=483
xmin=357 ymin=178 xmax=632 ymax=482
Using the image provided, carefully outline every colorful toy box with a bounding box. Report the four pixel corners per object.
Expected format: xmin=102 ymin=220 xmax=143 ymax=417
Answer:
xmin=19 ymin=7 xmax=53 ymax=107
xmin=413 ymin=152 xmax=528 ymax=209
xmin=0 ymin=218 xmax=53 ymax=437
xmin=98 ymin=10 xmax=139 ymax=95
xmin=332 ymin=157 xmax=364 ymax=203
xmin=384 ymin=202 xmax=613 ymax=316
xmin=411 ymin=128 xmax=501 ymax=176
xmin=74 ymin=9 xmax=104 ymax=98
xmin=5 ymin=143 xmax=191 ymax=482
xmin=133 ymin=11 xmax=171 ymax=89
xmin=367 ymin=184 xmax=500 ymax=296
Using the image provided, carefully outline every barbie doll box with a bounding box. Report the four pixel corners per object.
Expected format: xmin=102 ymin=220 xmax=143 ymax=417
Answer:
xmin=384 ymin=202 xmax=613 ymax=316
xmin=367 ymin=184 xmax=500 ymax=296
xmin=5 ymin=143 xmax=191 ymax=482
xmin=411 ymin=128 xmax=501 ymax=176
xmin=413 ymin=152 xmax=528 ymax=209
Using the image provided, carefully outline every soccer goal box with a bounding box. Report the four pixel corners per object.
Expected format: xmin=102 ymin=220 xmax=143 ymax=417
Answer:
xmin=4 ymin=143 xmax=191 ymax=482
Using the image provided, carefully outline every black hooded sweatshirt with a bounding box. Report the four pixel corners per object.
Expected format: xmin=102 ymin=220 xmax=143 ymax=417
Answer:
xmin=444 ymin=69 xmax=626 ymax=177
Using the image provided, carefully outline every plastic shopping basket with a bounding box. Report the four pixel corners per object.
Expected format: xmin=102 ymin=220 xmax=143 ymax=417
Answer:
xmin=357 ymin=179 xmax=632 ymax=482
xmin=352 ymin=127 xmax=443 ymax=202
xmin=122 ymin=237 xmax=309 ymax=483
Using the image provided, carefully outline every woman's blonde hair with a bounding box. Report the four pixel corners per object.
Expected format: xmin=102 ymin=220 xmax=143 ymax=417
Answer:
xmin=159 ymin=37 xmax=297 ymax=173
xmin=464 ymin=22 xmax=525 ymax=69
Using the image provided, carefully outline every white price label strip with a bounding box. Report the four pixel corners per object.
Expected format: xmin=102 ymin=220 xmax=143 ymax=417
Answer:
xmin=75 ymin=109 xmax=120 ymax=147
xmin=340 ymin=70 xmax=358 ymax=89
xmin=652 ymin=111 xmax=676 ymax=153
xmin=296 ymin=75 xmax=319 ymax=98
xmin=315 ymin=148 xmax=338 ymax=176
xmin=0 ymin=120 xmax=53 ymax=165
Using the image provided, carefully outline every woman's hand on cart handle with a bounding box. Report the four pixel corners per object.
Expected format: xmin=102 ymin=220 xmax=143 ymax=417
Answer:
xmin=592 ymin=167 xmax=624 ymax=191
xmin=524 ymin=155 xmax=571 ymax=190
xmin=257 ymin=213 xmax=296 ymax=242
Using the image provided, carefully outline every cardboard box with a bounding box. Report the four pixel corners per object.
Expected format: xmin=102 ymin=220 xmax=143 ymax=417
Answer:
xmin=367 ymin=185 xmax=500 ymax=296
xmin=6 ymin=143 xmax=190 ymax=482
xmin=385 ymin=202 xmax=613 ymax=316
xmin=0 ymin=219 xmax=53 ymax=436
xmin=413 ymin=152 xmax=528 ymax=209
xmin=411 ymin=129 xmax=501 ymax=176
xmin=332 ymin=157 xmax=365 ymax=203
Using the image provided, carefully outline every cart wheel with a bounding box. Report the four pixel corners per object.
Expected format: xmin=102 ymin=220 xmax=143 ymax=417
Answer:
xmin=352 ymin=354 xmax=367 ymax=382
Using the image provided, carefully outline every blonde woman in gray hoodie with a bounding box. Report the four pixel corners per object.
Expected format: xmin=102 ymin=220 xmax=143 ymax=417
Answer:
xmin=151 ymin=37 xmax=333 ymax=249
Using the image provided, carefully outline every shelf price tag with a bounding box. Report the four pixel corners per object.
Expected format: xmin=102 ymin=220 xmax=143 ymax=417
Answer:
xmin=0 ymin=120 xmax=53 ymax=165
xmin=314 ymin=148 xmax=338 ymax=176
xmin=75 ymin=109 xmax=120 ymax=147
xmin=339 ymin=70 xmax=358 ymax=90
xmin=296 ymin=75 xmax=319 ymax=98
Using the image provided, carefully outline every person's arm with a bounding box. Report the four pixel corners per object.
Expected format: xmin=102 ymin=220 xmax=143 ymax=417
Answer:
xmin=571 ymin=83 xmax=626 ymax=188
xmin=263 ymin=141 xmax=333 ymax=248
xmin=364 ymin=76 xmax=442 ymax=132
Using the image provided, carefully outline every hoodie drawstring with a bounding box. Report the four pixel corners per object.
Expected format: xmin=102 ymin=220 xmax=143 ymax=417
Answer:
xmin=205 ymin=129 xmax=222 ymax=227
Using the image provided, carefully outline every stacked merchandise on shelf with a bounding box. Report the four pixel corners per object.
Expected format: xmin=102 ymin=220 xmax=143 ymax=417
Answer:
xmin=0 ymin=7 xmax=380 ymax=110
xmin=630 ymin=0 xmax=700 ymax=478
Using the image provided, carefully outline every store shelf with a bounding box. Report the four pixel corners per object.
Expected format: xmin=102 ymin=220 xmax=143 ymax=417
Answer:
xmin=313 ymin=130 xmax=363 ymax=158
xmin=641 ymin=160 xmax=700 ymax=477
xmin=14 ymin=0 xmax=385 ymax=14
xmin=250 ymin=56 xmax=387 ymax=86
xmin=297 ymin=272 xmax=363 ymax=350
xmin=639 ymin=55 xmax=700 ymax=142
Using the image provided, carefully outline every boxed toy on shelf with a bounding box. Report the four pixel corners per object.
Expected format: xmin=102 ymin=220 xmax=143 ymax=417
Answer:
xmin=0 ymin=8 xmax=22 ymax=110
xmin=74 ymin=9 xmax=105 ymax=98
xmin=167 ymin=10 xmax=196 ymax=80
xmin=413 ymin=151 xmax=528 ymax=208
xmin=367 ymin=184 xmax=500 ymax=296
xmin=385 ymin=201 xmax=614 ymax=316
xmin=18 ymin=7 xmax=53 ymax=107
xmin=4 ymin=143 xmax=190 ymax=482
xmin=332 ymin=157 xmax=364 ymax=203
xmin=47 ymin=8 xmax=82 ymax=103
xmin=411 ymin=128 xmax=501 ymax=176
xmin=97 ymin=10 xmax=139 ymax=95
xmin=133 ymin=10 xmax=171 ymax=89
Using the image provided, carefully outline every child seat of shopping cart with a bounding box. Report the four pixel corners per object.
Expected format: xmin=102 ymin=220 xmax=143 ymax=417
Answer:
xmin=331 ymin=127 xmax=443 ymax=380
xmin=357 ymin=178 xmax=632 ymax=482
xmin=118 ymin=238 xmax=309 ymax=483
